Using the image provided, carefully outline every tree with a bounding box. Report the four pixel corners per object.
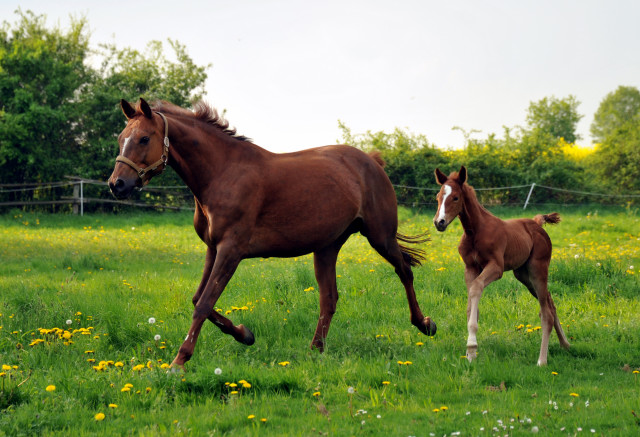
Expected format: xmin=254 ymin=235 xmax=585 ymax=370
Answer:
xmin=525 ymin=95 xmax=582 ymax=143
xmin=590 ymin=85 xmax=640 ymax=144
xmin=0 ymin=10 xmax=90 ymax=183
xmin=0 ymin=10 xmax=209 ymax=188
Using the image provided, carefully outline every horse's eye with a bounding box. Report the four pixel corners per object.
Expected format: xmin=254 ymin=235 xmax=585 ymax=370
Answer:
xmin=140 ymin=136 xmax=150 ymax=145
xmin=453 ymin=197 xmax=459 ymax=201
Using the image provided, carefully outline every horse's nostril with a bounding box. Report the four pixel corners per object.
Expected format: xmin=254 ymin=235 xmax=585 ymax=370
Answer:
xmin=438 ymin=219 xmax=445 ymax=227
xmin=114 ymin=179 xmax=125 ymax=189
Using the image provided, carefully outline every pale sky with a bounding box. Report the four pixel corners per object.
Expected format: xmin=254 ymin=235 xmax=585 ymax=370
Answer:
xmin=3 ymin=1 xmax=640 ymax=152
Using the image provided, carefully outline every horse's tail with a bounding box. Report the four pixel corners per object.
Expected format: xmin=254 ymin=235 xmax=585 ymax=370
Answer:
xmin=396 ymin=232 xmax=430 ymax=267
xmin=368 ymin=150 xmax=386 ymax=168
xmin=533 ymin=212 xmax=561 ymax=226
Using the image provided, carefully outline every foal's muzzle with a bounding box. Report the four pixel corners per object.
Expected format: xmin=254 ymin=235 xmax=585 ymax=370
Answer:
xmin=434 ymin=219 xmax=448 ymax=232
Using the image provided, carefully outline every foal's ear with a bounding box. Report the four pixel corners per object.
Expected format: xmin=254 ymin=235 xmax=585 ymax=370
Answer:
xmin=434 ymin=168 xmax=448 ymax=185
xmin=121 ymin=99 xmax=137 ymax=120
xmin=139 ymin=98 xmax=153 ymax=119
xmin=457 ymin=166 xmax=467 ymax=184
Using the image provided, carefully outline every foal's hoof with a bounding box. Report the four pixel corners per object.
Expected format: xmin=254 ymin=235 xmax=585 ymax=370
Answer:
xmin=236 ymin=324 xmax=255 ymax=346
xmin=420 ymin=317 xmax=437 ymax=336
xmin=466 ymin=346 xmax=477 ymax=362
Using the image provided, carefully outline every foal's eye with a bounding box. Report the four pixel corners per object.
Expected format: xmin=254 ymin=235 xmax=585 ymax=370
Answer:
xmin=453 ymin=197 xmax=459 ymax=201
xmin=140 ymin=136 xmax=150 ymax=145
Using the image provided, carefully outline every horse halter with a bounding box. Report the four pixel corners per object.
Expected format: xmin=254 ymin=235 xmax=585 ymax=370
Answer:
xmin=115 ymin=112 xmax=170 ymax=185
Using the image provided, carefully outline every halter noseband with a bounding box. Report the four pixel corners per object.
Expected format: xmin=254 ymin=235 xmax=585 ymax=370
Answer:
xmin=115 ymin=111 xmax=170 ymax=185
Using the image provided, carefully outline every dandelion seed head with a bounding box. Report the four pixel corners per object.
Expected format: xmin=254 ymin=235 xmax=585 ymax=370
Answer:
xmin=66 ymin=320 xmax=72 ymax=325
xmin=214 ymin=367 xmax=222 ymax=375
xmin=148 ymin=317 xmax=156 ymax=324
xmin=347 ymin=386 xmax=355 ymax=394
xmin=154 ymin=334 xmax=161 ymax=341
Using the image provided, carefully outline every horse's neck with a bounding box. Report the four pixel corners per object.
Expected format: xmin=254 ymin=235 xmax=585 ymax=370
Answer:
xmin=167 ymin=120 xmax=267 ymax=199
xmin=458 ymin=185 xmax=489 ymax=235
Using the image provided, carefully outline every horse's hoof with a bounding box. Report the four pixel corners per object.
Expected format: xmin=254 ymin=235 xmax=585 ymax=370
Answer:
xmin=422 ymin=317 xmax=437 ymax=336
xmin=169 ymin=363 xmax=185 ymax=374
xmin=237 ymin=324 xmax=255 ymax=346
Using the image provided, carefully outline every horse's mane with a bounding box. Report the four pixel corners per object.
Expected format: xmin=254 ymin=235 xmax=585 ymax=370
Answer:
xmin=153 ymin=100 xmax=252 ymax=142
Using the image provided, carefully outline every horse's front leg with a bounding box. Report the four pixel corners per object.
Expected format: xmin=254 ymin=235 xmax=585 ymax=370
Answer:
xmin=465 ymin=261 xmax=502 ymax=362
xmin=191 ymin=247 xmax=216 ymax=306
xmin=171 ymin=245 xmax=248 ymax=370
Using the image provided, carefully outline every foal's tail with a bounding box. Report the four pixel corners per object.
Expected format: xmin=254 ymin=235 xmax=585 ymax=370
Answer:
xmin=533 ymin=212 xmax=561 ymax=226
xmin=397 ymin=232 xmax=430 ymax=267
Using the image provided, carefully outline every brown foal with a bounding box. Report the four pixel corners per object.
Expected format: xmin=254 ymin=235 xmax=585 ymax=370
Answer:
xmin=108 ymin=98 xmax=436 ymax=369
xmin=433 ymin=166 xmax=570 ymax=366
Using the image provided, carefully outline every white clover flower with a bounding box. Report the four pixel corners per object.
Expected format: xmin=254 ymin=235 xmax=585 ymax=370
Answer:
xmin=148 ymin=317 xmax=156 ymax=324
xmin=154 ymin=334 xmax=161 ymax=341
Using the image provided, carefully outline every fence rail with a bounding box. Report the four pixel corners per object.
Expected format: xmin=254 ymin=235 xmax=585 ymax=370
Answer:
xmin=2 ymin=177 xmax=640 ymax=215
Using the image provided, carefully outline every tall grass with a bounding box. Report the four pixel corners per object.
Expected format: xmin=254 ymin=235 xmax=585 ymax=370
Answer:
xmin=0 ymin=207 xmax=639 ymax=435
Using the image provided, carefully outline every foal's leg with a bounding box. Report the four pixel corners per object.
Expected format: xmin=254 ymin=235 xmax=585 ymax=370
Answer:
xmin=516 ymin=261 xmax=570 ymax=366
xmin=366 ymin=234 xmax=436 ymax=336
xmin=171 ymin=245 xmax=252 ymax=369
xmin=310 ymin=242 xmax=343 ymax=352
xmin=465 ymin=261 xmax=503 ymax=362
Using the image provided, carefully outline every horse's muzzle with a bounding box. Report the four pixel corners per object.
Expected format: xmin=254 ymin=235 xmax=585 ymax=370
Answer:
xmin=108 ymin=177 xmax=136 ymax=200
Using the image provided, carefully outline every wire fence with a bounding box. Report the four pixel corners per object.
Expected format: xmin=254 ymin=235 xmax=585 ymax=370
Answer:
xmin=1 ymin=177 xmax=639 ymax=215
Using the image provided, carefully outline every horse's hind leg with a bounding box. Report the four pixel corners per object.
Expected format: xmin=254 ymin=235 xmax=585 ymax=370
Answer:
xmin=365 ymin=231 xmax=436 ymax=336
xmin=310 ymin=241 xmax=344 ymax=352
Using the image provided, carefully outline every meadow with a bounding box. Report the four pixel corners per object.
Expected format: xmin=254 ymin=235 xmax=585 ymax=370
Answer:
xmin=0 ymin=206 xmax=638 ymax=436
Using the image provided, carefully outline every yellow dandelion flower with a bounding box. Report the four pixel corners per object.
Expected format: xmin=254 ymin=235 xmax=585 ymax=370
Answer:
xmin=121 ymin=387 xmax=131 ymax=393
xmin=2 ymin=365 xmax=11 ymax=371
xmin=432 ymin=408 xmax=440 ymax=413
xmin=633 ymin=370 xmax=639 ymax=374
xmin=230 ymin=390 xmax=238 ymax=395
xmin=242 ymin=382 xmax=251 ymax=389
xmin=260 ymin=418 xmax=267 ymax=422
xmin=551 ymin=371 xmax=558 ymax=376
xmin=247 ymin=415 xmax=255 ymax=420
xmin=45 ymin=385 xmax=56 ymax=392
xmin=570 ymin=393 xmax=579 ymax=397
xmin=108 ymin=404 xmax=117 ymax=408
xmin=229 ymin=383 xmax=238 ymax=388
xmin=94 ymin=412 xmax=105 ymax=421
xmin=278 ymin=361 xmax=290 ymax=367
xmin=146 ymin=387 xmax=152 ymax=393
xmin=440 ymin=406 xmax=448 ymax=411
xmin=313 ymin=391 xmax=321 ymax=397
xmin=415 ymin=342 xmax=424 ymax=346
xmin=382 ymin=381 xmax=390 ymax=385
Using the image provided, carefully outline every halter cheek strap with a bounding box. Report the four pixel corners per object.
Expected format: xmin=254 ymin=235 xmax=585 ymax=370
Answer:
xmin=115 ymin=111 xmax=170 ymax=185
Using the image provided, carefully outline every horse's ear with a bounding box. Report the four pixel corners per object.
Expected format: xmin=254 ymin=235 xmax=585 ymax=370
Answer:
xmin=121 ymin=99 xmax=136 ymax=120
xmin=434 ymin=168 xmax=448 ymax=185
xmin=458 ymin=166 xmax=467 ymax=185
xmin=139 ymin=98 xmax=153 ymax=119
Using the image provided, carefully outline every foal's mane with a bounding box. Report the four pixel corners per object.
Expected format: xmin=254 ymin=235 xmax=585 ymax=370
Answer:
xmin=153 ymin=100 xmax=252 ymax=142
xmin=449 ymin=171 xmax=491 ymax=216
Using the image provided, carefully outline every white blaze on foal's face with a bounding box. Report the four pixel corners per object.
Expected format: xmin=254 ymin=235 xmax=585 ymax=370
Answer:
xmin=437 ymin=184 xmax=452 ymax=222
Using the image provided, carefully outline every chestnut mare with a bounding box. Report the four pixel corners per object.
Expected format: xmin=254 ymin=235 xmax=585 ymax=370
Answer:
xmin=433 ymin=166 xmax=570 ymax=366
xmin=108 ymin=98 xmax=436 ymax=369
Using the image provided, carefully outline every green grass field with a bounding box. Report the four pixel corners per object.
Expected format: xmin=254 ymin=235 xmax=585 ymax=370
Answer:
xmin=1 ymin=206 xmax=639 ymax=436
